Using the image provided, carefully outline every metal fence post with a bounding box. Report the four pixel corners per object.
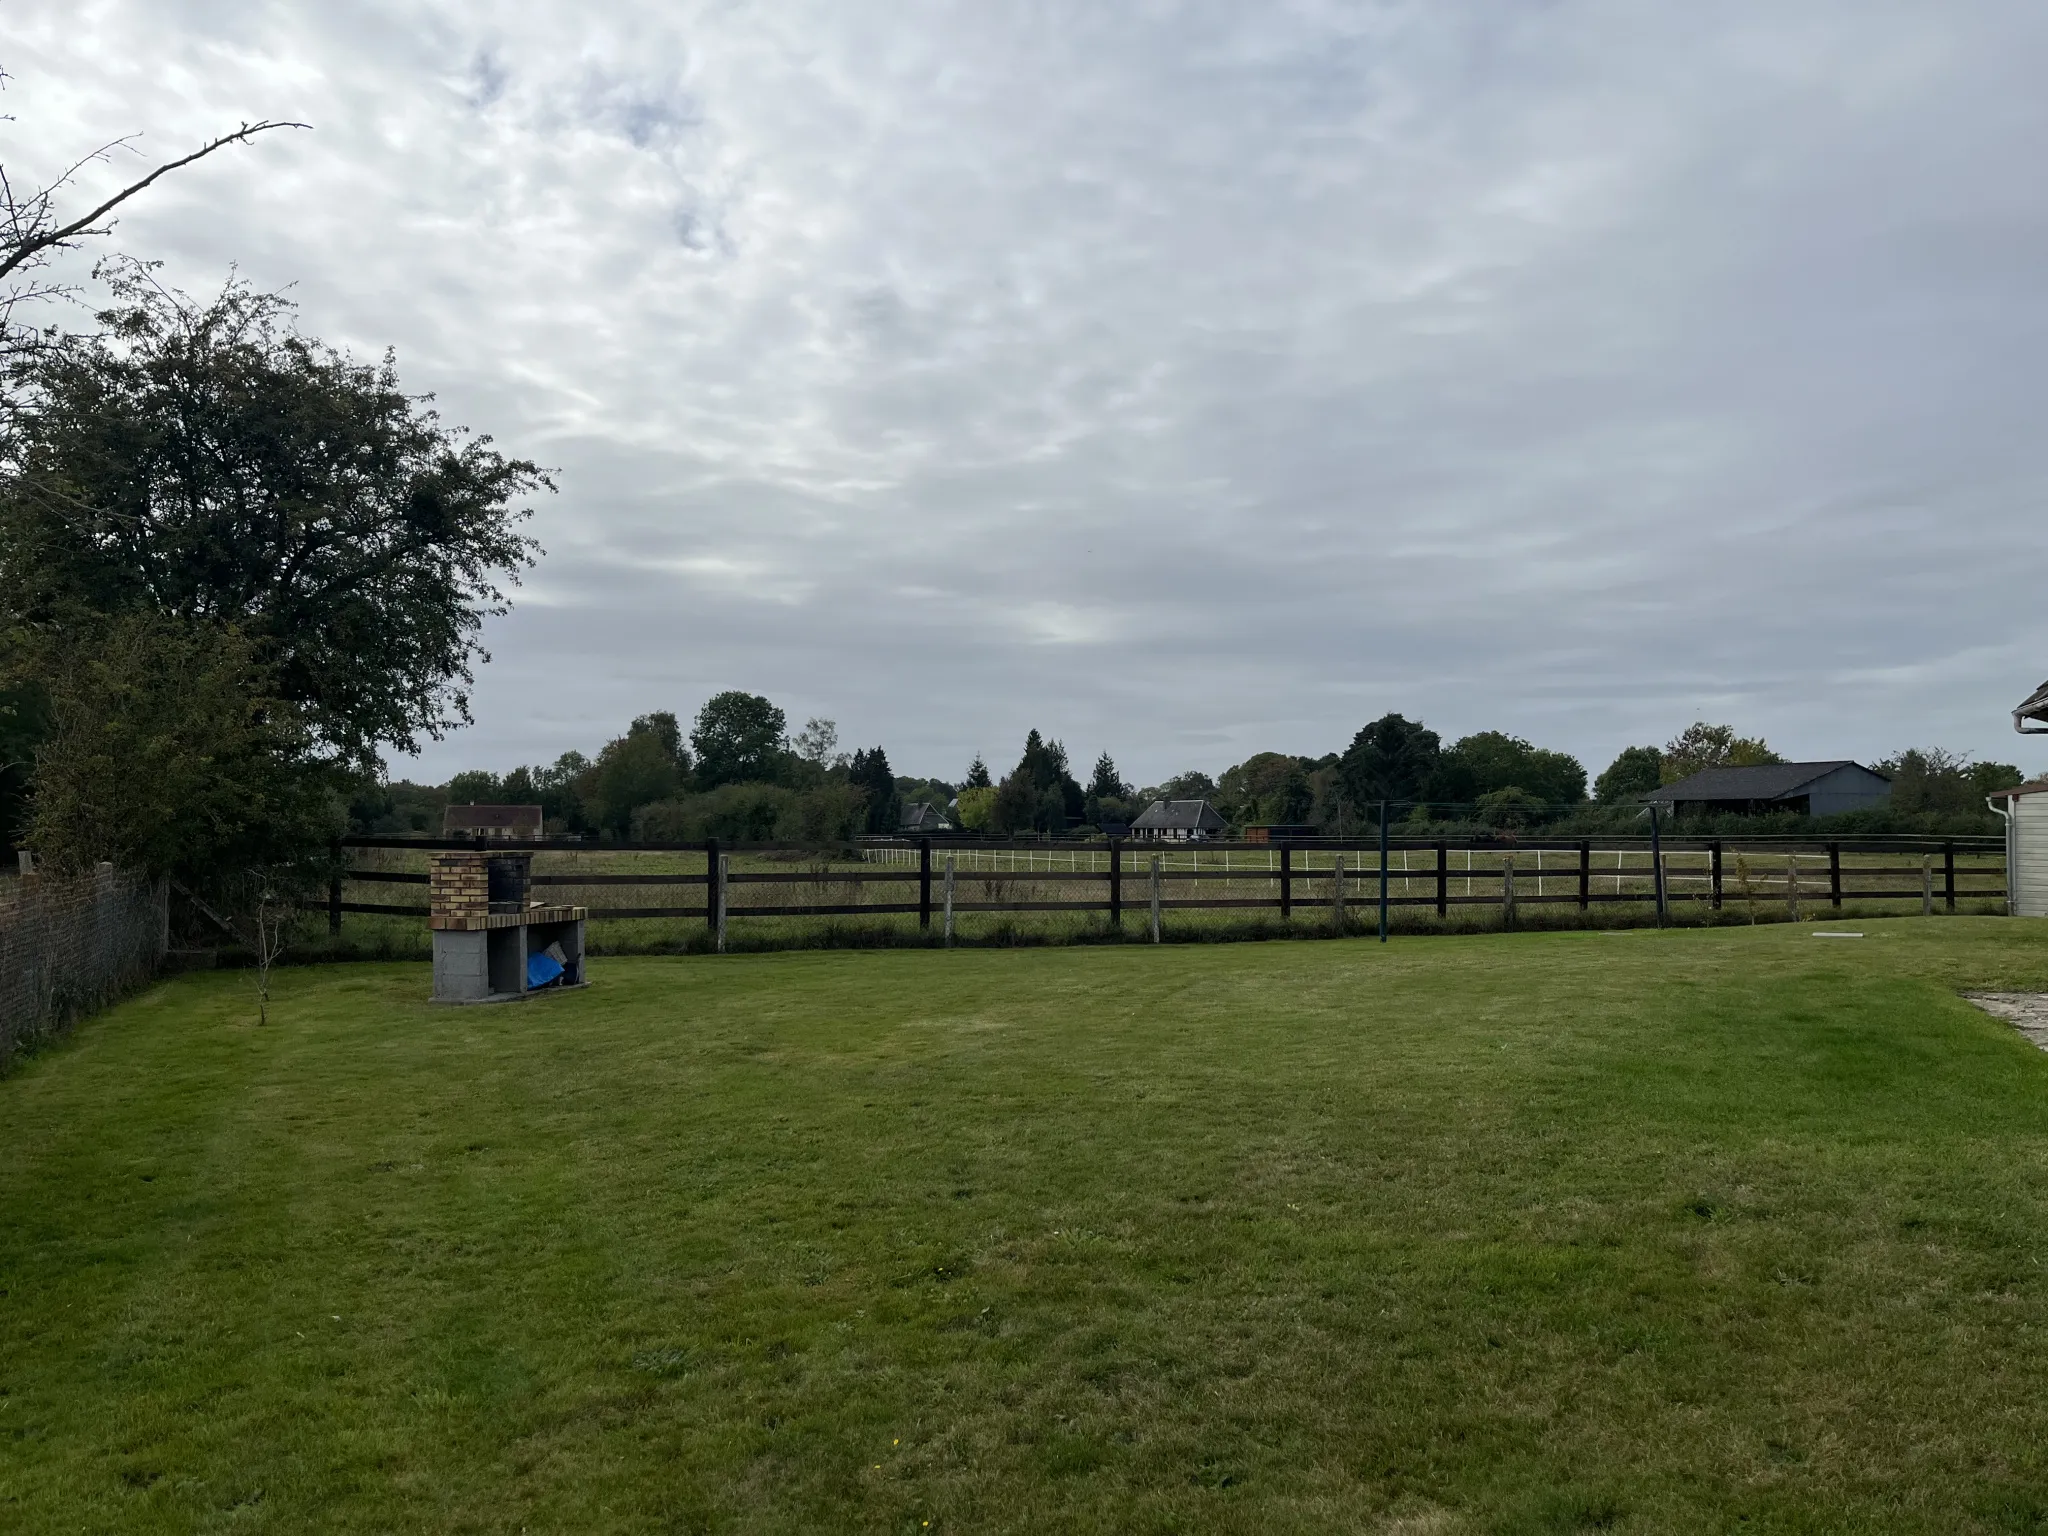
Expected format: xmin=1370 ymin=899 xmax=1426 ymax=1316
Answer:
xmin=1501 ymin=853 xmax=1517 ymax=930
xmin=1578 ymin=839 xmax=1590 ymax=912
xmin=919 ymin=839 xmax=932 ymax=930
xmin=944 ymin=854 xmax=956 ymax=944
xmin=1828 ymin=841 xmax=1842 ymax=911
xmin=1435 ymin=840 xmax=1448 ymax=918
xmin=1944 ymin=841 xmax=1957 ymax=913
xmin=1279 ymin=843 xmax=1292 ymax=921
xmin=1150 ymin=855 xmax=1162 ymax=943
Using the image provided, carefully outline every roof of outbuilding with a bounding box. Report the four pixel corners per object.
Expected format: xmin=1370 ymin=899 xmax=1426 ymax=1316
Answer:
xmin=1641 ymin=761 xmax=1879 ymax=803
xmin=2015 ymin=679 xmax=2048 ymax=728
xmin=1130 ymin=799 xmax=1227 ymax=830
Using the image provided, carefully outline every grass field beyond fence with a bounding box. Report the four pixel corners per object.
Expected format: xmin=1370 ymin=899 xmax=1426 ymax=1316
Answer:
xmin=6 ymin=921 xmax=2048 ymax=1531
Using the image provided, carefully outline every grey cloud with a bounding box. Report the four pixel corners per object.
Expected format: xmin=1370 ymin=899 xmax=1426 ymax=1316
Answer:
xmin=9 ymin=0 xmax=2048 ymax=783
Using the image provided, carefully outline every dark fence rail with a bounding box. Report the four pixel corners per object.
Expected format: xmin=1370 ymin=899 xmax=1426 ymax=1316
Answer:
xmin=330 ymin=834 xmax=2007 ymax=935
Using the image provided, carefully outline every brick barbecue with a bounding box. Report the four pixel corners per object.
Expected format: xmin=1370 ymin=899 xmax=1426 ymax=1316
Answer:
xmin=428 ymin=850 xmax=587 ymax=1001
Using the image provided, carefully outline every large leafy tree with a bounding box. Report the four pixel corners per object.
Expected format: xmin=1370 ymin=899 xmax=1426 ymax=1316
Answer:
xmin=1660 ymin=722 xmax=1781 ymax=784
xmin=0 ymin=269 xmax=550 ymax=771
xmin=25 ymin=612 xmax=338 ymax=882
xmin=848 ymin=746 xmax=897 ymax=833
xmin=1083 ymin=750 xmax=1134 ymax=828
xmin=585 ymin=718 xmax=686 ymax=838
xmin=1338 ymin=714 xmax=1440 ymax=812
xmin=1874 ymin=748 xmax=2022 ymax=815
xmin=1430 ymin=731 xmax=1587 ymax=807
xmin=1594 ymin=745 xmax=1664 ymax=803
xmin=1217 ymin=751 xmax=1313 ymax=825
xmin=993 ymin=730 xmax=1083 ymax=833
xmin=690 ymin=691 xmax=786 ymax=788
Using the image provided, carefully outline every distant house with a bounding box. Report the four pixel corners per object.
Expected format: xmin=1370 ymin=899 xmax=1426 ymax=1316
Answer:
xmin=899 ymin=802 xmax=951 ymax=834
xmin=1130 ymin=799 xmax=1227 ymax=842
xmin=443 ymin=803 xmax=544 ymax=839
xmin=1641 ymin=762 xmax=1890 ymax=818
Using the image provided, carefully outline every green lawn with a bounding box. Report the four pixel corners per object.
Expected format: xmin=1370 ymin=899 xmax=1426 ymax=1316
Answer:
xmin=6 ymin=921 xmax=2048 ymax=1532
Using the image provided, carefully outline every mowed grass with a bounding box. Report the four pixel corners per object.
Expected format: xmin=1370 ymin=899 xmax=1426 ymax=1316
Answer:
xmin=6 ymin=922 xmax=2048 ymax=1532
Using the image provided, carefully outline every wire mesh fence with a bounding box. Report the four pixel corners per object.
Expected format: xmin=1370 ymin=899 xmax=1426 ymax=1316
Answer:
xmin=1 ymin=865 xmax=167 ymax=1067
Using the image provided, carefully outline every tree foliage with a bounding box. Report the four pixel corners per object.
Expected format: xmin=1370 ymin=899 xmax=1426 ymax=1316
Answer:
xmin=690 ymin=691 xmax=786 ymax=789
xmin=1660 ymin=723 xmax=1781 ymax=784
xmin=1873 ymin=748 xmax=2022 ymax=815
xmin=1338 ymin=714 xmax=1440 ymax=810
xmin=586 ymin=720 xmax=684 ymax=837
xmin=1595 ymin=746 xmax=1664 ymax=803
xmin=0 ymin=269 xmax=550 ymax=770
xmin=963 ymin=755 xmax=992 ymax=790
xmin=848 ymin=746 xmax=898 ymax=834
xmin=1217 ymin=751 xmax=1313 ymax=826
xmin=1431 ymin=731 xmax=1587 ymax=807
xmin=993 ymin=730 xmax=1083 ymax=833
xmin=21 ymin=613 xmax=339 ymax=886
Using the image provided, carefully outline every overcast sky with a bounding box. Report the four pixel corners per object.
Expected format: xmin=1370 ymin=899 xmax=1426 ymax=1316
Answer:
xmin=11 ymin=1 xmax=2048 ymax=786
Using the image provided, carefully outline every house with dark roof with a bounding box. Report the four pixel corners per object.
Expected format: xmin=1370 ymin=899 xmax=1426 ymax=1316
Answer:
xmin=1641 ymin=762 xmax=1890 ymax=818
xmin=443 ymin=803 xmax=544 ymax=839
xmin=1130 ymin=799 xmax=1228 ymax=842
xmin=898 ymin=802 xmax=951 ymax=834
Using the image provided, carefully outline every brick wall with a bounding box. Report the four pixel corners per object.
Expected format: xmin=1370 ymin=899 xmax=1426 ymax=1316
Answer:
xmin=0 ymin=866 xmax=167 ymax=1068
xmin=429 ymin=852 xmax=490 ymax=923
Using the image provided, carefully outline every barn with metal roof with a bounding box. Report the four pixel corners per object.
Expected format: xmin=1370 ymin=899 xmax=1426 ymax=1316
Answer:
xmin=1641 ymin=762 xmax=1891 ymax=817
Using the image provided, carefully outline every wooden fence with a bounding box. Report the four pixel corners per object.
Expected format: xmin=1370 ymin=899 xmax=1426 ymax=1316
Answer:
xmin=332 ymin=834 xmax=2006 ymax=937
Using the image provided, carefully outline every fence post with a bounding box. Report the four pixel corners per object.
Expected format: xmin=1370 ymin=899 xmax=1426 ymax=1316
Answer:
xmin=1280 ymin=843 xmax=1292 ymax=921
xmin=1577 ymin=840 xmax=1590 ymax=912
xmin=716 ymin=854 xmax=730 ymax=953
xmin=1944 ymin=841 xmax=1957 ymax=913
xmin=919 ymin=839 xmax=932 ymax=930
xmin=944 ymin=855 xmax=956 ymax=944
xmin=1332 ymin=854 xmax=1347 ymax=930
xmin=705 ymin=839 xmax=720 ymax=940
xmin=1378 ymin=805 xmax=1390 ymax=943
xmin=1922 ymin=853 xmax=1934 ymax=917
xmin=1710 ymin=841 xmax=1723 ymax=911
xmin=1828 ymin=842 xmax=1842 ymax=911
xmin=1150 ymin=855 xmax=1162 ymax=943
xmin=327 ymin=838 xmax=343 ymax=935
xmin=1109 ymin=840 xmax=1122 ymax=929
xmin=1435 ymin=840 xmax=1448 ymax=918
xmin=1501 ymin=853 xmax=1517 ymax=930
xmin=1648 ymin=806 xmax=1667 ymax=925
xmin=1786 ymin=855 xmax=1800 ymax=921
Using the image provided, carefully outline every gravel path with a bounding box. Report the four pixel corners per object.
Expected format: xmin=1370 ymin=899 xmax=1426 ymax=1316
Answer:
xmin=1965 ymin=993 xmax=2048 ymax=1052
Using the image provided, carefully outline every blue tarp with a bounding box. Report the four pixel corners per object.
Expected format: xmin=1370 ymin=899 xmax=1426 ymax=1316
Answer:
xmin=526 ymin=950 xmax=565 ymax=989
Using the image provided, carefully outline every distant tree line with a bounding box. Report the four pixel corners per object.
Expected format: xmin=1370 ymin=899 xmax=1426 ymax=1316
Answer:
xmin=386 ymin=706 xmax=2026 ymax=846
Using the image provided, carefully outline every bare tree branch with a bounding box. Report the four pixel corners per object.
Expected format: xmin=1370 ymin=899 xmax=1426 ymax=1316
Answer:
xmin=0 ymin=119 xmax=309 ymax=284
